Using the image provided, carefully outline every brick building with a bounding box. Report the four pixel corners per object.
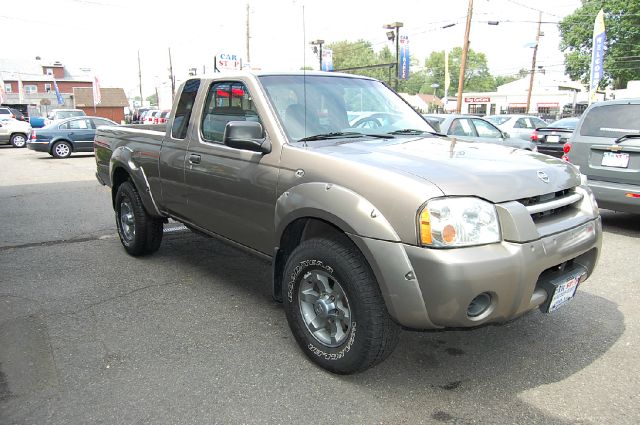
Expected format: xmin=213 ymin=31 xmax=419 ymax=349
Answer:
xmin=73 ymin=87 xmax=129 ymax=123
xmin=0 ymin=58 xmax=93 ymax=116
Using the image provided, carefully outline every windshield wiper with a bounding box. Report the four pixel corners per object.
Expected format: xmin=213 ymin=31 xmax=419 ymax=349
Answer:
xmin=614 ymin=134 xmax=640 ymax=144
xmin=388 ymin=129 xmax=446 ymax=137
xmin=297 ymin=132 xmax=393 ymax=142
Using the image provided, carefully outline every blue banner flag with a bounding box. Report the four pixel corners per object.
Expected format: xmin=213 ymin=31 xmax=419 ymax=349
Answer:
xmin=321 ymin=49 xmax=333 ymax=72
xmin=398 ymin=35 xmax=410 ymax=80
xmin=52 ymin=77 xmax=64 ymax=105
xmin=589 ymin=9 xmax=606 ymax=103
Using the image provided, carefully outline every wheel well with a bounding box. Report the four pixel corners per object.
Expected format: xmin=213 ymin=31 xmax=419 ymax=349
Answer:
xmin=11 ymin=133 xmax=27 ymax=139
xmin=272 ymin=217 xmax=349 ymax=302
xmin=111 ymin=167 xmax=131 ymax=208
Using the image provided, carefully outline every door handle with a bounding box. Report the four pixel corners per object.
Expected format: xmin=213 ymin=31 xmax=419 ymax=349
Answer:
xmin=68 ymin=132 xmax=75 ymax=135
xmin=188 ymin=153 xmax=201 ymax=164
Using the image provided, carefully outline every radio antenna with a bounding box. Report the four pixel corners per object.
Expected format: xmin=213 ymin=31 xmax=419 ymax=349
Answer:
xmin=302 ymin=3 xmax=307 ymax=141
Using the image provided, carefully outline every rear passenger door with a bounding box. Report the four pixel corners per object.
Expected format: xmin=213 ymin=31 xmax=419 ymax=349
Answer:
xmin=62 ymin=118 xmax=94 ymax=151
xmin=183 ymin=80 xmax=279 ymax=254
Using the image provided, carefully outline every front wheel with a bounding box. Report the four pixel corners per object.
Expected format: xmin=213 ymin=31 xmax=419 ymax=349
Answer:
xmin=115 ymin=181 xmax=163 ymax=256
xmin=283 ymin=237 xmax=400 ymax=374
xmin=10 ymin=133 xmax=27 ymax=148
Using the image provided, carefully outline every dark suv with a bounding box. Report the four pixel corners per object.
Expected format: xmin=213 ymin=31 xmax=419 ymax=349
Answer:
xmin=564 ymin=99 xmax=640 ymax=214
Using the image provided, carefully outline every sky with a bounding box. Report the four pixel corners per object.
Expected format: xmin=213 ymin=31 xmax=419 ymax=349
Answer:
xmin=0 ymin=0 xmax=582 ymax=100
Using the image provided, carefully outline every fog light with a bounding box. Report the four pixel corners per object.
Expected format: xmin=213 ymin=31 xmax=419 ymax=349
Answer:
xmin=467 ymin=292 xmax=492 ymax=318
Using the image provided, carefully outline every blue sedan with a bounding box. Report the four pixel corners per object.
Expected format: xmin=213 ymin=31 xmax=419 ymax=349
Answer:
xmin=27 ymin=116 xmax=117 ymax=158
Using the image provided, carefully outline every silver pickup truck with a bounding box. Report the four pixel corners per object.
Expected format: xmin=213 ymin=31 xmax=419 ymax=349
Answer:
xmin=95 ymin=71 xmax=602 ymax=374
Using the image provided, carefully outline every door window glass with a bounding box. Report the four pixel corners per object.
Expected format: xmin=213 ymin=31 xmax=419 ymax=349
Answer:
xmin=449 ymin=119 xmax=475 ymax=136
xmin=472 ymin=119 xmax=501 ymax=138
xmin=514 ymin=118 xmax=529 ymax=128
xmin=68 ymin=119 xmax=90 ymax=129
xmin=201 ymin=81 xmax=261 ymax=143
xmin=92 ymin=118 xmax=115 ymax=128
xmin=171 ymin=79 xmax=200 ymax=140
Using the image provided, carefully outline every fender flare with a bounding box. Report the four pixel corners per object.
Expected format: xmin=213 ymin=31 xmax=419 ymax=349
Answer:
xmin=275 ymin=182 xmax=400 ymax=243
xmin=274 ymin=182 xmax=435 ymax=329
xmin=109 ymin=146 xmax=163 ymax=217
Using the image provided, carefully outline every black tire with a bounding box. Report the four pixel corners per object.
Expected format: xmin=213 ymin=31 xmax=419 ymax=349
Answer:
xmin=51 ymin=141 xmax=72 ymax=159
xmin=114 ymin=181 xmax=163 ymax=256
xmin=283 ymin=237 xmax=400 ymax=374
xmin=10 ymin=133 xmax=27 ymax=148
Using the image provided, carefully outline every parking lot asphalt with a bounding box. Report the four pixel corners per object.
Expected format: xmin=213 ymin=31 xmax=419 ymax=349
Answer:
xmin=1 ymin=146 xmax=639 ymax=424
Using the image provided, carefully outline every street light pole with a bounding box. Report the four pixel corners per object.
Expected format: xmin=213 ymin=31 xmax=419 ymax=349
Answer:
xmin=310 ymin=39 xmax=325 ymax=70
xmin=383 ymin=22 xmax=403 ymax=91
xmin=456 ymin=0 xmax=473 ymax=113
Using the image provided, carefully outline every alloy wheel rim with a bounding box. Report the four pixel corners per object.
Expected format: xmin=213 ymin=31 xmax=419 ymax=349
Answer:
xmin=55 ymin=143 xmax=70 ymax=157
xmin=298 ymin=269 xmax=352 ymax=347
xmin=119 ymin=198 xmax=135 ymax=242
xmin=13 ymin=136 xmax=26 ymax=147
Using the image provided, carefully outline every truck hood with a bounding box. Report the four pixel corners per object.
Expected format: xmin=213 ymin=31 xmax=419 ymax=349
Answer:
xmin=312 ymin=136 xmax=581 ymax=203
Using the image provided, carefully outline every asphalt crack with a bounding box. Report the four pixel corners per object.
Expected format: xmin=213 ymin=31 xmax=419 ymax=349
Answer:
xmin=0 ymin=234 xmax=114 ymax=252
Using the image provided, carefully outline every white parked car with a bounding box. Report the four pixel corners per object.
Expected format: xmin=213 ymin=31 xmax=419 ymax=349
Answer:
xmin=0 ymin=118 xmax=32 ymax=148
xmin=485 ymin=114 xmax=548 ymax=141
xmin=45 ymin=109 xmax=86 ymax=126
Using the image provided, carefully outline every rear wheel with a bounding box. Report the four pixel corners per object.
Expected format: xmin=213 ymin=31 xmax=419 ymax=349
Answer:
xmin=115 ymin=181 xmax=163 ymax=256
xmin=283 ymin=237 xmax=400 ymax=374
xmin=52 ymin=141 xmax=72 ymax=158
xmin=10 ymin=133 xmax=27 ymax=148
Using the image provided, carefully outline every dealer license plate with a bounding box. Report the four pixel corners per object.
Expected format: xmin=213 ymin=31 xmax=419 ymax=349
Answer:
xmin=548 ymin=272 xmax=584 ymax=312
xmin=601 ymin=151 xmax=629 ymax=168
xmin=546 ymin=135 xmax=560 ymax=143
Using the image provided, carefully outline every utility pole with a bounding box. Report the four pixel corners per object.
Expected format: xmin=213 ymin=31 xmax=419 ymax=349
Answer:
xmin=383 ymin=22 xmax=403 ymax=91
xmin=168 ymin=47 xmax=175 ymax=101
xmin=526 ymin=12 xmax=543 ymax=114
xmin=137 ymin=50 xmax=143 ymax=106
xmin=456 ymin=0 xmax=473 ymax=113
xmin=246 ymin=3 xmax=251 ymax=66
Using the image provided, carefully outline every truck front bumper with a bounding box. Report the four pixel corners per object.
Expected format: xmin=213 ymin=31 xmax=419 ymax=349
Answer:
xmin=349 ymin=217 xmax=601 ymax=329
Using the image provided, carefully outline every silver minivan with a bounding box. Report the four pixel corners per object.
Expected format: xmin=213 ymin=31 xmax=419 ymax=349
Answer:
xmin=565 ymin=99 xmax=640 ymax=214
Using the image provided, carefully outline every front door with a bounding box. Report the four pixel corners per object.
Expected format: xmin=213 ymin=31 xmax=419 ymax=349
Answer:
xmin=183 ymin=80 xmax=279 ymax=254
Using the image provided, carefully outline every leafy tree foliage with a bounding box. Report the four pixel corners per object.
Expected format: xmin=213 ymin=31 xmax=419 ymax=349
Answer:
xmin=559 ymin=0 xmax=640 ymax=89
xmin=421 ymin=48 xmax=496 ymax=97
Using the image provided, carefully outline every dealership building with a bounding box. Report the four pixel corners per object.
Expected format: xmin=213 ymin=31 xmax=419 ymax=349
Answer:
xmin=444 ymin=75 xmax=592 ymax=120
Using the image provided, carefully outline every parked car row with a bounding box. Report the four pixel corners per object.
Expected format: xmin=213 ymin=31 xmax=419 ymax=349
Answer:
xmin=422 ymin=114 xmax=536 ymax=151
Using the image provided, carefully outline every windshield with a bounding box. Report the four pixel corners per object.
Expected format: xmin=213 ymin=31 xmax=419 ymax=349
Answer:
xmin=258 ymin=74 xmax=435 ymax=142
xmin=580 ymin=104 xmax=640 ymax=138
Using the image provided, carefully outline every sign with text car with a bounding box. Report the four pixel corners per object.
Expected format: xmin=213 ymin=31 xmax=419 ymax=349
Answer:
xmin=216 ymin=53 xmax=242 ymax=71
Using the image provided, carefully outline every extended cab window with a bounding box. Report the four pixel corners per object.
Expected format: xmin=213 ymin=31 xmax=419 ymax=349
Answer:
xmin=201 ymin=82 xmax=261 ymax=143
xmin=171 ymin=79 xmax=200 ymax=140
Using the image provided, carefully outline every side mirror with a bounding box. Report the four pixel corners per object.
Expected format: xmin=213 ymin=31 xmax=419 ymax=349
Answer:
xmin=502 ymin=131 xmax=510 ymax=139
xmin=223 ymin=121 xmax=271 ymax=154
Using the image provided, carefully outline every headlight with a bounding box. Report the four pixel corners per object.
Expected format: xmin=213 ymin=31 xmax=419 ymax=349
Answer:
xmin=419 ymin=197 xmax=501 ymax=247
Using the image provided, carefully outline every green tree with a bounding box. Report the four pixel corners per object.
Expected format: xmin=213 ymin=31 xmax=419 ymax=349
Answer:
xmin=494 ymin=69 xmax=528 ymax=88
xmin=422 ymin=47 xmax=496 ymax=97
xmin=146 ymin=93 xmax=158 ymax=106
xmin=559 ymin=0 xmax=640 ymax=89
